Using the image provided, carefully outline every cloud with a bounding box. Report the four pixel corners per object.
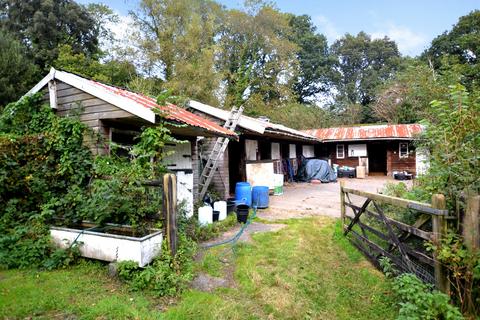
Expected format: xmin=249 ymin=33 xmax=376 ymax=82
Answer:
xmin=314 ymin=15 xmax=341 ymax=44
xmin=371 ymin=24 xmax=428 ymax=56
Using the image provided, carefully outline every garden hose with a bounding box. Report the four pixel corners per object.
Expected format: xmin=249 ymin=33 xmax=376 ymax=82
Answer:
xmin=202 ymin=204 xmax=258 ymax=250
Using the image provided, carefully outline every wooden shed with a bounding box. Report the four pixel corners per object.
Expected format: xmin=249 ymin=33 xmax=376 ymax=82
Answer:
xmin=26 ymin=68 xmax=237 ymax=216
xmin=304 ymin=124 xmax=426 ymax=176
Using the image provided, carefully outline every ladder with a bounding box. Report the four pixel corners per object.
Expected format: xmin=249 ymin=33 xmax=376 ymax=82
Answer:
xmin=198 ymin=106 xmax=244 ymax=200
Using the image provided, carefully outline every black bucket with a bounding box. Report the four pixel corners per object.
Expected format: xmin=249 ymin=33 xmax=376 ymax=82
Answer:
xmin=235 ymin=204 xmax=249 ymax=223
xmin=227 ymin=197 xmax=236 ymax=215
xmin=213 ymin=210 xmax=219 ymax=222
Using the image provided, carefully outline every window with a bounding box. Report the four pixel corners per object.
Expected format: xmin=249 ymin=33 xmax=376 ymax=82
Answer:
xmin=399 ymin=142 xmax=409 ymax=158
xmin=336 ymin=144 xmax=345 ymax=159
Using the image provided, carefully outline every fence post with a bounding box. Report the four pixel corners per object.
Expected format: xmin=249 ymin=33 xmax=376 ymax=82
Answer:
xmin=463 ymin=192 xmax=480 ymax=254
xmin=340 ymin=181 xmax=346 ymax=231
xmin=163 ymin=173 xmax=178 ymax=256
xmin=432 ymin=194 xmax=449 ymax=293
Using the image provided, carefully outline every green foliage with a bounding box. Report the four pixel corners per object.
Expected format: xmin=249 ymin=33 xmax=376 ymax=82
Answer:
xmin=0 ymin=0 xmax=100 ymax=70
xmin=0 ymin=94 xmax=93 ymax=269
xmin=373 ymin=59 xmax=449 ymax=123
xmin=392 ymin=273 xmax=463 ymax=320
xmin=329 ymin=32 xmax=402 ymax=123
xmin=192 ymin=214 xmax=238 ymax=242
xmin=426 ymin=232 xmax=480 ymax=316
xmin=117 ymin=233 xmax=197 ymax=297
xmin=0 ymin=30 xmax=38 ymax=107
xmin=416 ymin=85 xmax=480 ymax=207
xmin=423 ymin=10 xmax=480 ymax=88
xmin=53 ymin=44 xmax=137 ymax=87
xmin=288 ymin=14 xmax=331 ymax=103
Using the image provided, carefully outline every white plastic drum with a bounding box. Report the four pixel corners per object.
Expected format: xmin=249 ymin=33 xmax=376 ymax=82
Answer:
xmin=198 ymin=206 xmax=213 ymax=225
xmin=213 ymin=201 xmax=227 ymax=221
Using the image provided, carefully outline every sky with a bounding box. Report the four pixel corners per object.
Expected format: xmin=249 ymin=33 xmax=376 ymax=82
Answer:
xmin=78 ymin=0 xmax=480 ymax=56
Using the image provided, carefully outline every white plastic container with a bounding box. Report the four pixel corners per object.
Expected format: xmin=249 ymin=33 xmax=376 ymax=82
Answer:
xmin=273 ymin=174 xmax=284 ymax=196
xmin=198 ymin=206 xmax=213 ymax=225
xmin=214 ymin=201 xmax=227 ymax=221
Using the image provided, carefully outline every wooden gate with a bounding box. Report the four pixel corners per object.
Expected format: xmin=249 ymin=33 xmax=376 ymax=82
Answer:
xmin=340 ymin=182 xmax=450 ymax=292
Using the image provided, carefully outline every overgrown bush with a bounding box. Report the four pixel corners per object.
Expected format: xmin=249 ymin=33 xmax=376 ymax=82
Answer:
xmin=380 ymin=257 xmax=463 ymax=319
xmin=393 ymin=273 xmax=463 ymax=320
xmin=0 ymin=94 xmax=93 ymax=269
xmin=117 ymin=205 xmax=198 ymax=296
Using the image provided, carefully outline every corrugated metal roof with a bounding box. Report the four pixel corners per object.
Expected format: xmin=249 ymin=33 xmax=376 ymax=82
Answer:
xmin=188 ymin=100 xmax=318 ymax=142
xmin=304 ymin=124 xmax=424 ymax=141
xmin=91 ymin=81 xmax=236 ymax=137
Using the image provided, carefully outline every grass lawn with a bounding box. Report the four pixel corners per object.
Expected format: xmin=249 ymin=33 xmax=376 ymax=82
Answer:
xmin=0 ymin=217 xmax=397 ymax=319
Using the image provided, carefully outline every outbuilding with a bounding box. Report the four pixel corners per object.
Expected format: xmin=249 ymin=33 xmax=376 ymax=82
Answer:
xmin=187 ymin=100 xmax=319 ymax=199
xmin=304 ymin=124 xmax=426 ymax=177
xmin=26 ymin=68 xmax=237 ymax=216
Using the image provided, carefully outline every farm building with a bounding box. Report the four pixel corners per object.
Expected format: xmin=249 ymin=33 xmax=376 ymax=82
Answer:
xmin=304 ymin=124 xmax=426 ymax=176
xmin=26 ymin=68 xmax=237 ymax=216
xmin=187 ymin=100 xmax=319 ymax=199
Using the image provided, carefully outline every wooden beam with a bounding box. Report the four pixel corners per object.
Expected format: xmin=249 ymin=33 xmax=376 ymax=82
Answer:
xmin=340 ymin=181 xmax=346 ymax=230
xmin=432 ymin=194 xmax=449 ymax=293
xmin=343 ymin=187 xmax=447 ymax=215
xmin=463 ymin=192 xmax=480 ymax=254
xmin=345 ymin=203 xmax=433 ymax=241
xmin=48 ymin=80 xmax=57 ymax=109
xmin=163 ymin=174 xmax=178 ymax=256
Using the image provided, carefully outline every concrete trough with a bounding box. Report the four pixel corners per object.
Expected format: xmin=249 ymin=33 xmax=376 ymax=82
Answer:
xmin=50 ymin=224 xmax=163 ymax=267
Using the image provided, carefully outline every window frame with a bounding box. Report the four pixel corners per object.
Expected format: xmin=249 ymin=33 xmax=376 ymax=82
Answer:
xmin=336 ymin=144 xmax=345 ymax=159
xmin=399 ymin=142 xmax=409 ymax=159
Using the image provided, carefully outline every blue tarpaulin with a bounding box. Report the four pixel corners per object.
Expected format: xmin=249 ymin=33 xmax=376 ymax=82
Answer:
xmin=296 ymin=159 xmax=337 ymax=183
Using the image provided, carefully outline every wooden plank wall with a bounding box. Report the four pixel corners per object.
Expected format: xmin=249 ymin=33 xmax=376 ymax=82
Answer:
xmin=42 ymin=80 xmax=134 ymax=155
xmin=387 ymin=142 xmax=416 ymax=175
xmin=326 ymin=141 xmax=417 ymax=175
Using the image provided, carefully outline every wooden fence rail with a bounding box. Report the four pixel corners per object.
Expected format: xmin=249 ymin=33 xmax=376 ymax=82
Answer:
xmin=340 ymin=181 xmax=450 ymax=292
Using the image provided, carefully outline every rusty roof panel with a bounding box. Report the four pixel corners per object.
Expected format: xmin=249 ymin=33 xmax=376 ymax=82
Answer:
xmin=304 ymin=124 xmax=424 ymax=141
xmin=90 ymin=80 xmax=237 ymax=137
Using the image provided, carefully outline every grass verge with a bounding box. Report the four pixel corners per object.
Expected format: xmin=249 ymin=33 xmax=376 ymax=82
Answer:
xmin=0 ymin=217 xmax=397 ymax=319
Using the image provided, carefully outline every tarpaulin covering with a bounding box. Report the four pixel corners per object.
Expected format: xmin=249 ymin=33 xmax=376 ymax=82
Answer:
xmin=296 ymin=159 xmax=337 ymax=183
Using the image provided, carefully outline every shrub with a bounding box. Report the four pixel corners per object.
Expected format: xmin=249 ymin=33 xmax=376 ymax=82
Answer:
xmin=392 ymin=273 xmax=463 ymax=320
xmin=0 ymin=94 xmax=93 ymax=269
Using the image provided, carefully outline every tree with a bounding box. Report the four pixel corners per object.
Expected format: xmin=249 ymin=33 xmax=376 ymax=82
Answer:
xmin=288 ymin=14 xmax=331 ymax=103
xmin=216 ymin=4 xmax=298 ymax=110
xmin=53 ymin=44 xmax=137 ymax=87
xmin=373 ymin=59 xmax=448 ymax=123
xmin=329 ymin=32 xmax=401 ymax=123
xmin=0 ymin=0 xmax=100 ymax=71
xmin=131 ymin=0 xmax=222 ymax=105
xmin=0 ymin=30 xmax=38 ymax=107
xmin=423 ymin=10 xmax=480 ymax=87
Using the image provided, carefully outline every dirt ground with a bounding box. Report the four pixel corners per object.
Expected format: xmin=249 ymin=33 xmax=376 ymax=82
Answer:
xmin=258 ymin=176 xmax=412 ymax=220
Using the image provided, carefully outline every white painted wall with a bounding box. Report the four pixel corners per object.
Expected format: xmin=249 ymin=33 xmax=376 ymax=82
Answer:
xmin=271 ymin=142 xmax=280 ymax=160
xmin=245 ymin=139 xmax=258 ymax=160
xmin=302 ymin=145 xmax=315 ymax=158
xmin=176 ymin=171 xmax=194 ymax=218
xmin=162 ymin=141 xmax=194 ymax=217
xmin=289 ymin=144 xmax=296 ymax=158
xmin=163 ymin=142 xmax=192 ymax=170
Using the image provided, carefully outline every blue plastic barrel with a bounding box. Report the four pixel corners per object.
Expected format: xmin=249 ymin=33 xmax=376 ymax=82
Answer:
xmin=252 ymin=186 xmax=269 ymax=208
xmin=235 ymin=182 xmax=252 ymax=206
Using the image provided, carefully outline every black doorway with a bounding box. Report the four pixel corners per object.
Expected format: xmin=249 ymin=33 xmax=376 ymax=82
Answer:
xmin=368 ymin=143 xmax=387 ymax=174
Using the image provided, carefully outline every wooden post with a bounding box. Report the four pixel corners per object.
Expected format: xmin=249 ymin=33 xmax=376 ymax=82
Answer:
xmin=432 ymin=194 xmax=449 ymax=293
xmin=163 ymin=173 xmax=178 ymax=256
xmin=463 ymin=192 xmax=480 ymax=254
xmin=340 ymin=181 xmax=346 ymax=230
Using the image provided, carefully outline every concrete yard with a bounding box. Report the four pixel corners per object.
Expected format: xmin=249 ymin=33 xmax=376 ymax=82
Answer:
xmin=258 ymin=176 xmax=412 ymax=220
